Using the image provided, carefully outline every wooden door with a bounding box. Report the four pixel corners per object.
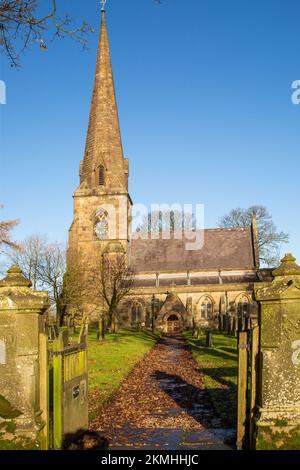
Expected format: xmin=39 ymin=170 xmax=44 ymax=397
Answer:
xmin=167 ymin=315 xmax=180 ymax=333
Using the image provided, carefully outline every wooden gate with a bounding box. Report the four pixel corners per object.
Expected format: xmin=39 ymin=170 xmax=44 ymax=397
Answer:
xmin=236 ymin=325 xmax=260 ymax=450
xmin=39 ymin=322 xmax=89 ymax=449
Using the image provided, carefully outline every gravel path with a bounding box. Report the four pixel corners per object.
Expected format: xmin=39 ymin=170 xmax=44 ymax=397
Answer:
xmin=90 ymin=335 xmax=235 ymax=450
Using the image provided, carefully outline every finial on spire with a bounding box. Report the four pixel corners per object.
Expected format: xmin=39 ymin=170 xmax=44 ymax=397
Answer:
xmin=101 ymin=0 xmax=107 ymax=12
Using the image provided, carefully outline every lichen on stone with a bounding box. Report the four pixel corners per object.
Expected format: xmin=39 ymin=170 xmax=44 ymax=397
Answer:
xmin=0 ymin=395 xmax=22 ymax=420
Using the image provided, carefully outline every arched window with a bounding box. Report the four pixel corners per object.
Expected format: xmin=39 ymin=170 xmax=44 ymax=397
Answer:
xmin=99 ymin=165 xmax=105 ymax=186
xmin=237 ymin=296 xmax=250 ymax=318
xmin=200 ymin=297 xmax=214 ymax=320
xmin=168 ymin=314 xmax=179 ymax=322
xmin=132 ymin=305 xmax=142 ymax=324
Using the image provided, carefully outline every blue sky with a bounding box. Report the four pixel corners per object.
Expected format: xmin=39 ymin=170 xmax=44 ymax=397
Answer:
xmin=1 ymin=0 xmax=300 ymax=262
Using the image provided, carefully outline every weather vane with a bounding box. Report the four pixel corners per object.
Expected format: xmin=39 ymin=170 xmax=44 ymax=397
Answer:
xmin=101 ymin=0 xmax=107 ymax=12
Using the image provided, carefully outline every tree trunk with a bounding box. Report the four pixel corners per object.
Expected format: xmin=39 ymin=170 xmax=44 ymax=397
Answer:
xmin=97 ymin=316 xmax=105 ymax=341
xmin=114 ymin=315 xmax=119 ymax=333
xmin=56 ymin=304 xmax=65 ymax=327
xmin=108 ymin=304 xmax=119 ymax=334
xmin=111 ymin=314 xmax=118 ymax=334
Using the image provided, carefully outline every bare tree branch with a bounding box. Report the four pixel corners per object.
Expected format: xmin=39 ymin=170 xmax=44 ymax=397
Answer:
xmin=0 ymin=0 xmax=94 ymax=67
xmin=219 ymin=205 xmax=289 ymax=267
xmin=89 ymin=249 xmax=135 ymax=333
xmin=135 ymin=210 xmax=196 ymax=235
xmin=0 ymin=204 xmax=20 ymax=251
xmin=8 ymin=234 xmax=87 ymax=326
xmin=8 ymin=233 xmax=47 ymax=289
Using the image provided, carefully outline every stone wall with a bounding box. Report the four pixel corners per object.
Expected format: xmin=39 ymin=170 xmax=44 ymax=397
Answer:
xmin=120 ymin=282 xmax=257 ymax=333
xmin=253 ymin=254 xmax=300 ymax=449
xmin=0 ymin=266 xmax=49 ymax=449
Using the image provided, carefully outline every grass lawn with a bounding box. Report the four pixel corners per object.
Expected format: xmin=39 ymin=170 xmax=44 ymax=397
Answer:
xmin=184 ymin=330 xmax=238 ymax=428
xmin=70 ymin=328 xmax=161 ymax=420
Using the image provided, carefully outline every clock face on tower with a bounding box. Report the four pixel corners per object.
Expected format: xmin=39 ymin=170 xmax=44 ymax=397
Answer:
xmin=94 ymin=209 xmax=108 ymax=240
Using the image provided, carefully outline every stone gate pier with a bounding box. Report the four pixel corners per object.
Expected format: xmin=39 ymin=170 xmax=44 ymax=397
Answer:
xmin=0 ymin=266 xmax=49 ymax=449
xmin=253 ymin=254 xmax=300 ymax=449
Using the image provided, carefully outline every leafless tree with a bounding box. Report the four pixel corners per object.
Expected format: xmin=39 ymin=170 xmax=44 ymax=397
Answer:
xmin=0 ymin=0 xmax=163 ymax=67
xmin=31 ymin=241 xmax=86 ymax=326
xmin=59 ymin=261 xmax=89 ymax=328
xmin=135 ymin=209 xmax=196 ymax=236
xmin=33 ymin=241 xmax=66 ymax=323
xmin=8 ymin=233 xmax=87 ymax=325
xmin=0 ymin=204 xmax=20 ymax=252
xmin=9 ymin=233 xmax=47 ymax=289
xmin=219 ymin=205 xmax=289 ymax=267
xmin=89 ymin=250 xmax=135 ymax=334
xmin=0 ymin=0 xmax=94 ymax=67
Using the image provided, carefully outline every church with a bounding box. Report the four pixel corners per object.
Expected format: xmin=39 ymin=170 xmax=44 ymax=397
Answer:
xmin=67 ymin=10 xmax=260 ymax=333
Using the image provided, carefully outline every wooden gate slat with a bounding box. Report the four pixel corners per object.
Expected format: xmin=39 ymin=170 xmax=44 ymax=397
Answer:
xmin=53 ymin=339 xmax=63 ymax=449
xmin=50 ymin=327 xmax=89 ymax=449
xmin=249 ymin=325 xmax=259 ymax=449
xmin=39 ymin=333 xmax=49 ymax=450
xmin=237 ymin=331 xmax=248 ymax=450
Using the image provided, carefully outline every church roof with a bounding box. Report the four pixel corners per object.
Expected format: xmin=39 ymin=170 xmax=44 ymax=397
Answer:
xmin=129 ymin=228 xmax=255 ymax=273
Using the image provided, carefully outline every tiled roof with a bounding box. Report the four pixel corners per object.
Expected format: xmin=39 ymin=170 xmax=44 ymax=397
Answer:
xmin=129 ymin=228 xmax=255 ymax=273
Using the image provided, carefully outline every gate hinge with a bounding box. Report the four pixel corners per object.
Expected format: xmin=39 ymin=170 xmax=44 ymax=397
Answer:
xmin=51 ymin=351 xmax=63 ymax=357
xmin=239 ymin=343 xmax=249 ymax=350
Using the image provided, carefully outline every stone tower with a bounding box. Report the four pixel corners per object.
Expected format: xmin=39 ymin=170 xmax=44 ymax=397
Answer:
xmin=67 ymin=10 xmax=132 ymax=309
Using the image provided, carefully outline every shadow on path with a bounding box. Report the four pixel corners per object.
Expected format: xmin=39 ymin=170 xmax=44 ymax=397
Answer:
xmin=91 ymin=334 xmax=236 ymax=450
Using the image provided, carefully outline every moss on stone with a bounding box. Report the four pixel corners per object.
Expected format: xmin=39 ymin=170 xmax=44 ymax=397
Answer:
xmin=274 ymin=419 xmax=289 ymax=427
xmin=0 ymin=437 xmax=38 ymax=451
xmin=256 ymin=426 xmax=300 ymax=450
xmin=5 ymin=421 xmax=16 ymax=434
xmin=0 ymin=395 xmax=22 ymax=420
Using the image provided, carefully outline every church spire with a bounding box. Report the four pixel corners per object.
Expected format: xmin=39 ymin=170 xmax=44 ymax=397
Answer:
xmin=80 ymin=9 xmax=127 ymax=191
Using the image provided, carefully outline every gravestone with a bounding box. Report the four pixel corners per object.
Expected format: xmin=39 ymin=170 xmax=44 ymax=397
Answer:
xmin=253 ymin=254 xmax=300 ymax=449
xmin=231 ymin=315 xmax=237 ymax=336
xmin=0 ymin=266 xmax=49 ymax=449
xmin=206 ymin=330 xmax=213 ymax=348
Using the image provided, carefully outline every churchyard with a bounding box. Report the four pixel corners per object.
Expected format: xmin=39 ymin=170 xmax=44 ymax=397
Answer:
xmin=1 ymin=0 xmax=300 ymax=458
xmin=82 ymin=328 xmax=161 ymax=421
xmin=1 ymin=254 xmax=300 ymax=451
xmin=185 ymin=331 xmax=238 ymax=429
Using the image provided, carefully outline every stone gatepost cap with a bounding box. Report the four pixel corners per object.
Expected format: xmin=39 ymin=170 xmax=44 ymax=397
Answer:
xmin=0 ymin=265 xmax=32 ymax=288
xmin=272 ymin=254 xmax=300 ymax=277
